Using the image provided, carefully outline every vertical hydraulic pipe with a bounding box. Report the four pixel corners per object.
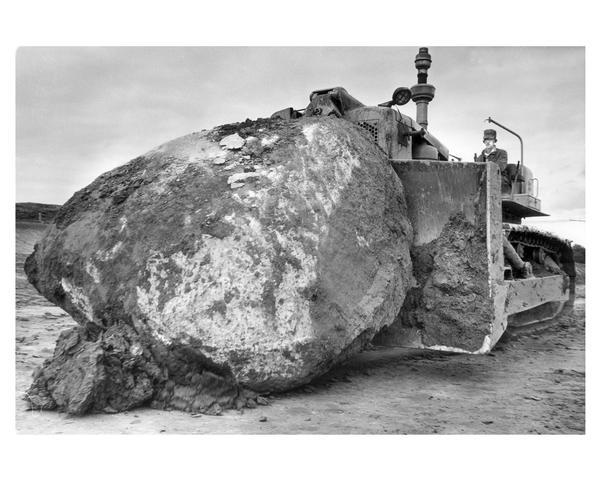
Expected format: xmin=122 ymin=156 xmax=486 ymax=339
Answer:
xmin=411 ymin=48 xmax=436 ymax=129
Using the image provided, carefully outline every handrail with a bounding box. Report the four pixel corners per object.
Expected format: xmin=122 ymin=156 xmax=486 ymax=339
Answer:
xmin=486 ymin=117 xmax=523 ymax=168
xmin=486 ymin=117 xmax=524 ymax=198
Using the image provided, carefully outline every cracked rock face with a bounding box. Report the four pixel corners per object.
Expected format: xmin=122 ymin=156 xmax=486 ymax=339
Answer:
xmin=25 ymin=116 xmax=414 ymax=412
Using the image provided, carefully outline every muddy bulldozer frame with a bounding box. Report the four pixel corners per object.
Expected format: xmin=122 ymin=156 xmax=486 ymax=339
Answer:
xmin=272 ymin=47 xmax=575 ymax=354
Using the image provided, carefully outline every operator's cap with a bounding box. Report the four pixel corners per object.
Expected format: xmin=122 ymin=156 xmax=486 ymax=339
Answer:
xmin=483 ymin=129 xmax=497 ymax=141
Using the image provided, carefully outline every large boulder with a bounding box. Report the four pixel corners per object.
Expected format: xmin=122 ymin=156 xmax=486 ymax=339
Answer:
xmin=25 ymin=116 xmax=414 ymax=414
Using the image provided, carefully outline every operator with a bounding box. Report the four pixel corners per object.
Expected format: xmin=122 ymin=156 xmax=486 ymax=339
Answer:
xmin=475 ymin=129 xmax=510 ymax=192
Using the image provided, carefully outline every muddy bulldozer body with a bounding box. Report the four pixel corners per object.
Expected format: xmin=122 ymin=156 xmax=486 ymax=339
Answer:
xmin=273 ymin=48 xmax=575 ymax=354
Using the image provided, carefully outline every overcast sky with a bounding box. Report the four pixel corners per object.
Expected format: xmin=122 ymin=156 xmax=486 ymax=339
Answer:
xmin=16 ymin=46 xmax=585 ymax=244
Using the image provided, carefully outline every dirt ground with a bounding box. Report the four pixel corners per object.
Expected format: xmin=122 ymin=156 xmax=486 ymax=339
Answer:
xmin=15 ymin=221 xmax=585 ymax=434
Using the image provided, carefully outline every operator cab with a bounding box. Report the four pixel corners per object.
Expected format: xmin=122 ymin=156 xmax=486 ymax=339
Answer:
xmin=481 ymin=117 xmax=549 ymax=224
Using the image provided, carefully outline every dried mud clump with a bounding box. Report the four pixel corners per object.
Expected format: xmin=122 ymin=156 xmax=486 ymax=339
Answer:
xmin=26 ymin=323 xmax=260 ymax=415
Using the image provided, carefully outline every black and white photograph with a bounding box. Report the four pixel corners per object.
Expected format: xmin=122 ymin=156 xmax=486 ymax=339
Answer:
xmin=4 ymin=1 xmax=596 ymax=479
xmin=15 ymin=45 xmax=585 ymax=435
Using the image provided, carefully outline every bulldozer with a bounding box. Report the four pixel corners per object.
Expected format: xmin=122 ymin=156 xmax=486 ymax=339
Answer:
xmin=272 ymin=47 xmax=575 ymax=354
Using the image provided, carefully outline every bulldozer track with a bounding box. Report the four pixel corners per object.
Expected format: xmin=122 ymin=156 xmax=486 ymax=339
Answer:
xmin=504 ymin=223 xmax=575 ymax=277
xmin=502 ymin=224 xmax=576 ymax=333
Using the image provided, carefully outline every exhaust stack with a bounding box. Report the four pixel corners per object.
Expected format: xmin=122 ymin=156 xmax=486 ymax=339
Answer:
xmin=411 ymin=47 xmax=436 ymax=129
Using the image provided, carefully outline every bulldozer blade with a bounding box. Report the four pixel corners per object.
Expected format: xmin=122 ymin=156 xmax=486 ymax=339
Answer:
xmin=373 ymin=160 xmax=569 ymax=354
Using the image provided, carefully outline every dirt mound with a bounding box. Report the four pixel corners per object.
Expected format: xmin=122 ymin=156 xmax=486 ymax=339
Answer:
xmin=575 ymin=263 xmax=585 ymax=285
xmin=572 ymin=243 xmax=585 ymax=264
xmin=374 ymin=213 xmax=490 ymax=352
xmin=16 ymin=202 xmax=61 ymax=222
xmin=16 ymin=221 xmax=48 ymax=255
xmin=24 ymin=117 xmax=414 ymax=415
xmin=16 ymin=222 xmax=56 ymax=308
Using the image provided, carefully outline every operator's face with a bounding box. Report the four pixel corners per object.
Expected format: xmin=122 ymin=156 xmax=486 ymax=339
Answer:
xmin=483 ymin=138 xmax=496 ymax=149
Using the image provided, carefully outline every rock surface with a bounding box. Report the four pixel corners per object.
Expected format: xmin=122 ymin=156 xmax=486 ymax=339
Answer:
xmin=25 ymin=116 xmax=414 ymax=414
xmin=219 ymin=133 xmax=245 ymax=150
